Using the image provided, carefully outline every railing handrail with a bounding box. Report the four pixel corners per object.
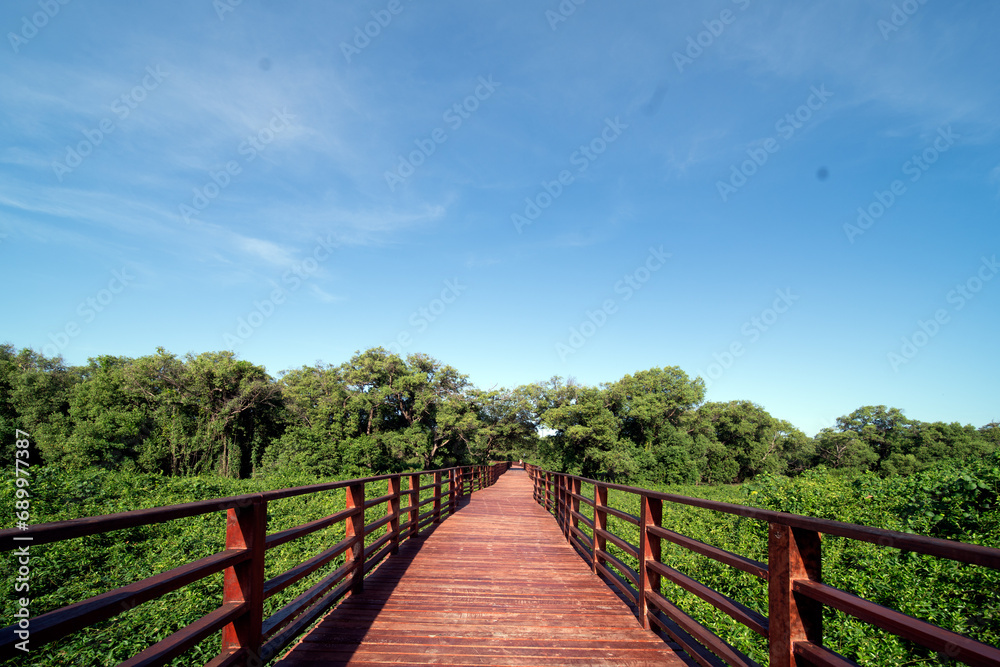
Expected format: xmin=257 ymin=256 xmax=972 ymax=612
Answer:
xmin=0 ymin=465 xmax=479 ymax=551
xmin=524 ymin=463 xmax=1000 ymax=667
xmin=1 ymin=462 xmax=511 ymax=666
xmin=526 ymin=468 xmax=1000 ymax=569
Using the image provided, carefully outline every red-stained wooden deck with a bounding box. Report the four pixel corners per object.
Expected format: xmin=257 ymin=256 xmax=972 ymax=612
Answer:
xmin=275 ymin=468 xmax=687 ymax=666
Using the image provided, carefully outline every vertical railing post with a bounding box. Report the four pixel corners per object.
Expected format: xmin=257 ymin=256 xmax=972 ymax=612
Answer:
xmin=570 ymin=477 xmax=581 ymax=547
xmin=449 ymin=468 xmax=458 ymax=515
xmin=544 ymin=472 xmax=551 ymax=512
xmin=407 ymin=473 xmax=419 ymax=539
xmin=769 ymin=524 xmax=822 ymax=666
xmin=554 ymin=474 xmax=561 ymax=530
xmin=433 ymin=471 xmax=442 ymax=524
xmin=220 ymin=495 xmax=266 ymax=661
xmin=388 ymin=475 xmax=400 ymax=555
xmin=561 ymin=476 xmax=571 ymax=542
xmin=638 ymin=493 xmax=662 ymax=630
xmin=345 ymin=482 xmax=365 ymax=594
xmin=593 ymin=484 xmax=607 ymax=575
xmin=555 ymin=474 xmax=563 ymax=531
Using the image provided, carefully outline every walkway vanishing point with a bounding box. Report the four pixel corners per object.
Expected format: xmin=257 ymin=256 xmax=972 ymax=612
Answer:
xmin=275 ymin=468 xmax=684 ymax=666
xmin=2 ymin=462 xmax=1000 ymax=666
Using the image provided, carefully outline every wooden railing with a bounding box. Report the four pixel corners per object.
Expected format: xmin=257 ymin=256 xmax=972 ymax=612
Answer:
xmin=525 ymin=464 xmax=1000 ymax=667
xmin=0 ymin=462 xmax=510 ymax=666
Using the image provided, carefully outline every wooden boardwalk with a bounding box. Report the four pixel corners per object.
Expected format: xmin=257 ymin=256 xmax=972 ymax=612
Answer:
xmin=275 ymin=468 xmax=687 ymax=666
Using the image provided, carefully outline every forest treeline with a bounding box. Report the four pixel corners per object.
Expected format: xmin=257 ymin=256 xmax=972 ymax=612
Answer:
xmin=2 ymin=343 xmax=997 ymax=484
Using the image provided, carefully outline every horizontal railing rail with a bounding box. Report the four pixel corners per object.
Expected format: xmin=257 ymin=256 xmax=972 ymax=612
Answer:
xmin=1 ymin=462 xmax=510 ymax=666
xmin=525 ymin=463 xmax=1000 ymax=667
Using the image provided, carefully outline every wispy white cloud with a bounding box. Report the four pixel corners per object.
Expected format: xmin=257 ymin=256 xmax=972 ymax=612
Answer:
xmin=308 ymin=283 xmax=341 ymax=304
xmin=229 ymin=234 xmax=295 ymax=267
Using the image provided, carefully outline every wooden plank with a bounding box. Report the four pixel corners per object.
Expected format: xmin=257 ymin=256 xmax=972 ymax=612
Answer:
xmin=0 ymin=549 xmax=245 ymax=654
xmin=647 ymin=524 xmax=768 ymax=579
xmin=794 ymin=579 xmax=1000 ymax=667
xmin=262 ymin=535 xmax=352 ymax=599
xmin=388 ymin=475 xmax=401 ymax=555
xmin=274 ymin=469 xmax=685 ymax=666
xmin=639 ymin=495 xmax=661 ymax=629
xmin=646 ymin=559 xmax=768 ymax=637
xmin=793 ymin=641 xmax=861 ymax=667
xmin=119 ymin=602 xmax=246 ymax=667
xmin=593 ymin=485 xmax=608 ymax=576
xmin=220 ymin=495 xmax=265 ymax=657
xmin=265 ymin=507 xmax=356 ymax=550
xmin=646 ymin=590 xmax=759 ymax=667
xmin=769 ymin=525 xmax=822 ymax=667
xmin=344 ymin=483 xmax=365 ymax=595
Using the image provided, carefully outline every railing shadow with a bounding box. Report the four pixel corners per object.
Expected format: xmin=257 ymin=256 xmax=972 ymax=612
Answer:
xmin=273 ymin=493 xmax=475 ymax=665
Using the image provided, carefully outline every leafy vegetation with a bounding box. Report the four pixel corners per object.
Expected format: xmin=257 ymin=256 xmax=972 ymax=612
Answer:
xmin=570 ymin=454 xmax=1000 ymax=665
xmin=3 ymin=343 xmax=995 ymax=485
xmin=2 ymin=341 xmax=997 ymax=664
xmin=0 ymin=466 xmax=439 ymax=666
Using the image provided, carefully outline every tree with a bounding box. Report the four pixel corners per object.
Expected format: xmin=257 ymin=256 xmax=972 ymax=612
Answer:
xmin=122 ymin=349 xmax=282 ymax=477
xmin=337 ymin=349 xmax=477 ymax=470
xmin=836 ymin=405 xmax=910 ymax=461
xmin=697 ymin=401 xmax=805 ymax=482
xmin=605 ymin=367 xmax=706 ymax=484
xmin=5 ymin=347 xmax=79 ymax=465
xmin=467 ymin=386 xmax=539 ymax=462
xmin=607 ymin=366 xmax=704 ymax=445
xmin=814 ymin=428 xmax=878 ymax=472
xmin=542 ymin=384 xmax=624 ymax=479
xmin=65 ymin=356 xmax=154 ymax=470
xmin=980 ymin=422 xmax=1000 ymax=447
xmin=263 ymin=363 xmax=353 ymax=477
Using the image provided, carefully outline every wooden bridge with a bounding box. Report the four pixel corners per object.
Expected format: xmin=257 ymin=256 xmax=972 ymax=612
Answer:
xmin=2 ymin=463 xmax=999 ymax=666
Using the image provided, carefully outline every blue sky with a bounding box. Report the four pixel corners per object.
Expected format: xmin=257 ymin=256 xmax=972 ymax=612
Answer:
xmin=1 ymin=0 xmax=998 ymax=436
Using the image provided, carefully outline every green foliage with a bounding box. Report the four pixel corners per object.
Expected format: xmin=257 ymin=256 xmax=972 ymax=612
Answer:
xmin=564 ymin=459 xmax=1000 ymax=666
xmin=0 ymin=466 xmax=398 ymax=666
xmin=3 ymin=341 xmax=995 ymax=487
